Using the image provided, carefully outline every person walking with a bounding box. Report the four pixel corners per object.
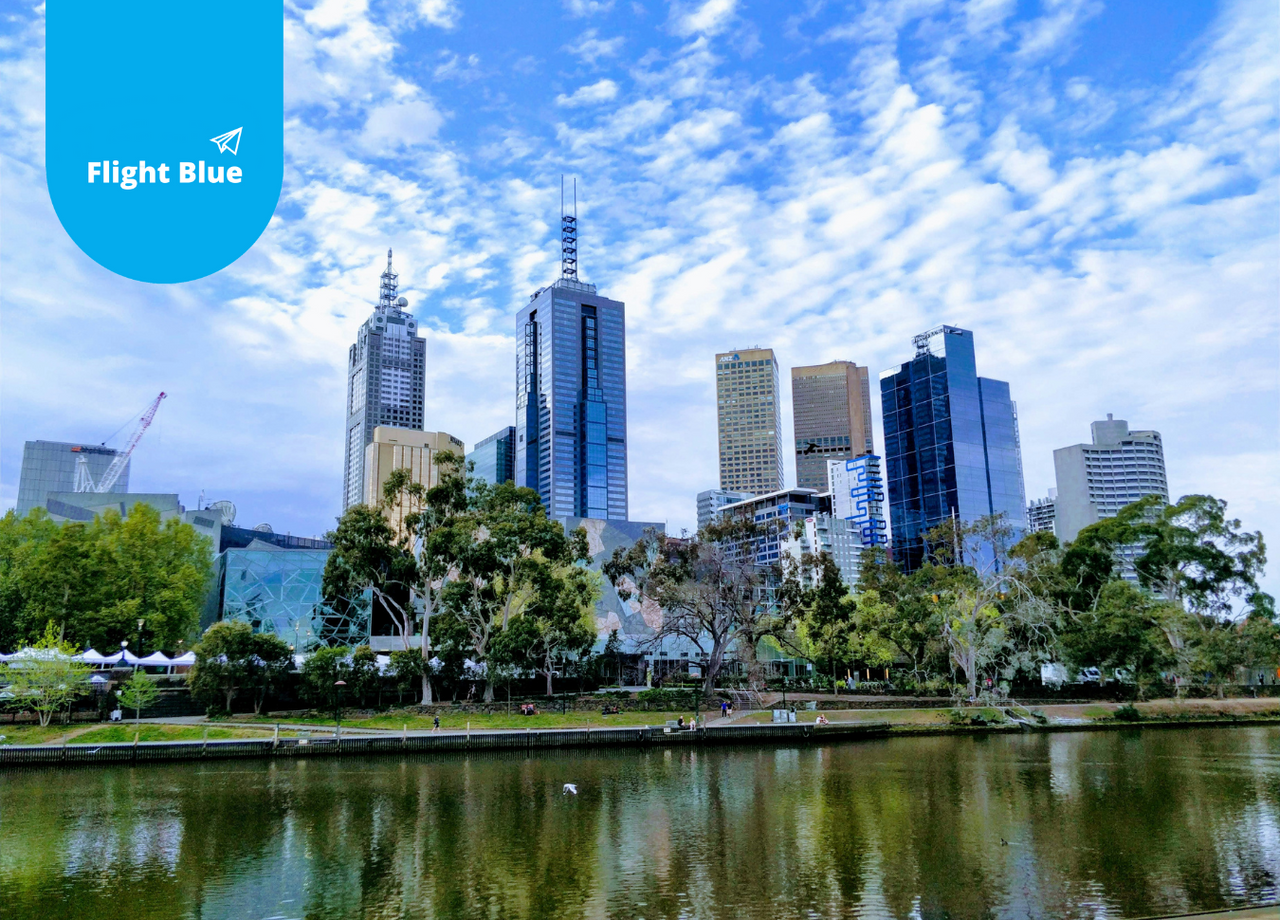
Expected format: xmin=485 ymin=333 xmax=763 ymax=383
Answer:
xmin=720 ymin=700 xmax=728 ymax=719
xmin=433 ymin=715 xmax=440 ymax=731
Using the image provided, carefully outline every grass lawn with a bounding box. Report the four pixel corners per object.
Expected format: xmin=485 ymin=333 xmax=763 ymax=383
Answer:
xmin=69 ymin=724 xmax=280 ymax=745
xmin=0 ymin=723 xmax=95 ymax=746
xmin=224 ymin=709 xmax=706 ymax=733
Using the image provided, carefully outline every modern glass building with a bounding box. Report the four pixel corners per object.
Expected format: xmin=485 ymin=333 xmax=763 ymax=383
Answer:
xmin=469 ymin=426 xmax=515 ymax=486
xmin=880 ymin=325 xmax=1027 ymax=572
xmin=716 ymin=348 xmax=783 ymax=494
xmin=343 ymin=251 xmax=427 ymax=510
xmin=791 ymin=361 xmax=875 ymax=492
xmin=696 ymin=487 xmax=754 ymax=531
xmin=516 ymin=276 xmax=628 ymax=520
xmin=16 ymin=441 xmax=129 ymax=516
xmin=828 ymin=455 xmax=888 ymax=549
xmin=208 ymin=527 xmax=363 ymax=650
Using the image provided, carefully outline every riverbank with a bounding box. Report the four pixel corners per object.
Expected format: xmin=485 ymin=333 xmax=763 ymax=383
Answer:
xmin=2 ymin=697 xmax=1277 ymax=769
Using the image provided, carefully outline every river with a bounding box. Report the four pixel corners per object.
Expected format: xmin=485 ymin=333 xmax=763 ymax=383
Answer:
xmin=2 ymin=726 xmax=1278 ymax=919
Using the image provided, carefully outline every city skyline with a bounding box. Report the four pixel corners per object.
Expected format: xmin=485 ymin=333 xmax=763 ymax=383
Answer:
xmin=1 ymin=1 xmax=1275 ymax=596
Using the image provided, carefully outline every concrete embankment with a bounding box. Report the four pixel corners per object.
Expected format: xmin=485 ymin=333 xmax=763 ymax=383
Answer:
xmin=4 ymin=712 xmax=1280 ymax=770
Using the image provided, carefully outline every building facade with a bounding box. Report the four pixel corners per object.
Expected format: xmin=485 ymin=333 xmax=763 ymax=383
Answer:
xmin=716 ymin=348 xmax=783 ymax=494
xmin=343 ymin=251 xmax=427 ymax=511
xmin=1028 ymin=489 xmax=1057 ymax=536
xmin=362 ymin=426 xmax=465 ymax=534
xmin=791 ymin=361 xmax=875 ymax=492
xmin=468 ymin=426 xmax=515 ymax=487
xmin=696 ymin=487 xmax=754 ymax=531
xmin=1053 ymin=415 xmax=1168 ymax=543
xmin=16 ymin=441 xmax=129 ymax=517
xmin=880 ymin=325 xmax=1027 ymax=572
xmin=828 ymin=455 xmax=888 ymax=549
xmin=516 ymin=278 xmax=628 ymax=520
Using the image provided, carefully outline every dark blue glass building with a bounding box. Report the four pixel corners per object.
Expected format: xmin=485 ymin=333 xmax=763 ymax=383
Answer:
xmin=880 ymin=325 xmax=1026 ymax=572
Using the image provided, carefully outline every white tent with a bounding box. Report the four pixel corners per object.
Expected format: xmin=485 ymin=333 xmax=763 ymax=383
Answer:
xmin=137 ymin=652 xmax=173 ymax=667
xmin=78 ymin=648 xmax=110 ymax=665
xmin=97 ymin=652 xmax=124 ymax=666
xmin=121 ymin=650 xmax=145 ymax=666
xmin=171 ymin=651 xmax=196 ymax=666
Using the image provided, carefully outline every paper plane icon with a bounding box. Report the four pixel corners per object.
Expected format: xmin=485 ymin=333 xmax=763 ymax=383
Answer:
xmin=209 ymin=127 xmax=243 ymax=155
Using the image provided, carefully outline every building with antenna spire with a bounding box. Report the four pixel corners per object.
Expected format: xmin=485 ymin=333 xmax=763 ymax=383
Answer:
xmin=342 ymin=250 xmax=429 ymax=511
xmin=515 ymin=180 xmax=629 ymax=520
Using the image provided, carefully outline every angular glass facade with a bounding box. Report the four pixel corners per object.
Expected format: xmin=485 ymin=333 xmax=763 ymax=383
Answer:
xmin=516 ymin=278 xmax=628 ymax=520
xmin=468 ymin=426 xmax=515 ymax=486
xmin=880 ymin=326 xmax=1027 ymax=572
xmin=16 ymin=441 xmax=129 ymax=517
xmin=828 ymin=455 xmax=888 ymax=548
xmin=214 ymin=542 xmax=368 ymax=650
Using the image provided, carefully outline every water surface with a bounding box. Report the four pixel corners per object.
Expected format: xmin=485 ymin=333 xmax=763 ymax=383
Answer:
xmin=2 ymin=726 xmax=1278 ymax=919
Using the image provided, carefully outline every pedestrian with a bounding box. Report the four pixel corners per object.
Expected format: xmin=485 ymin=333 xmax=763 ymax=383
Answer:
xmin=721 ymin=700 xmax=728 ymax=718
xmin=433 ymin=715 xmax=440 ymax=731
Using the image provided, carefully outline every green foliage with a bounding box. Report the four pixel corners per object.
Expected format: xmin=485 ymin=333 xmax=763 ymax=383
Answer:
xmin=188 ymin=621 xmax=293 ymax=715
xmin=1059 ymin=580 xmax=1174 ymax=698
xmin=116 ymin=671 xmax=161 ymax=723
xmin=0 ymin=505 xmax=213 ymax=653
xmin=299 ymin=646 xmax=375 ymax=718
xmin=636 ymin=688 xmax=699 ymax=709
xmin=1114 ymin=703 xmax=1143 ymax=722
xmin=2 ymin=622 xmax=91 ymax=727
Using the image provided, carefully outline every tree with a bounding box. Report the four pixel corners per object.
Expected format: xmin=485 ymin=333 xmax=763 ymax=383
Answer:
xmin=188 ymin=621 xmax=258 ymax=714
xmin=300 ymin=646 xmax=355 ymax=723
xmin=1058 ymin=580 xmax=1174 ymax=698
xmin=116 ymin=671 xmax=160 ymax=724
xmin=781 ymin=552 xmax=858 ymax=688
xmin=349 ymin=645 xmax=380 ymax=707
xmin=248 ymin=632 xmax=293 ymax=715
xmin=602 ymin=629 xmax=623 ymax=686
xmin=604 ymin=519 xmax=782 ymax=696
xmin=323 ymin=503 xmax=416 ymax=662
xmin=439 ymin=481 xmax=589 ymax=701
xmin=0 ymin=505 xmax=213 ymax=653
xmin=493 ymin=562 xmax=600 ymax=696
xmin=3 ymin=622 xmax=90 ymax=727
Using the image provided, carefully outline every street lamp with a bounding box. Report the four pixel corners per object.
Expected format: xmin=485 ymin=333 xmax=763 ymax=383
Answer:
xmin=136 ymin=619 xmax=145 ymax=671
xmin=121 ymin=639 xmax=131 ymax=672
xmin=333 ymin=680 xmax=347 ymax=740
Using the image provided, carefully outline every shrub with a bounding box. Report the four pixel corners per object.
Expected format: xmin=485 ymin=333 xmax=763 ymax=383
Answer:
xmin=1114 ymin=704 xmax=1144 ymax=722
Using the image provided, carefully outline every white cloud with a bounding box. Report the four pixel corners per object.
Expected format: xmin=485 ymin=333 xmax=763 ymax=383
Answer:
xmin=670 ymin=0 xmax=738 ymax=38
xmin=564 ymin=0 xmax=614 ymax=16
xmin=555 ymin=78 xmax=620 ymax=107
xmin=565 ymin=29 xmax=624 ymax=65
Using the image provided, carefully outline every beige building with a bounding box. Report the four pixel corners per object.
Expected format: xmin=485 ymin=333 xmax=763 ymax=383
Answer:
xmin=791 ymin=361 xmax=875 ymax=492
xmin=716 ymin=348 xmax=783 ymax=494
xmin=363 ymin=426 xmax=465 ymax=534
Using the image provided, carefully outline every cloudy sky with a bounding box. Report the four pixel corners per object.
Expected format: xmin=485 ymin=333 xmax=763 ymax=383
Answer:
xmin=1 ymin=0 xmax=1277 ymax=589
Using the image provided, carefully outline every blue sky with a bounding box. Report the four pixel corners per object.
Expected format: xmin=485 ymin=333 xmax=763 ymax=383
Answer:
xmin=1 ymin=0 xmax=1277 ymax=590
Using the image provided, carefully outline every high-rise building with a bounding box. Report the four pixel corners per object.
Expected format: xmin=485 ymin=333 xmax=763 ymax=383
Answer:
xmin=880 ymin=325 xmax=1027 ymax=572
xmin=828 ymin=455 xmax=888 ymax=549
xmin=791 ymin=361 xmax=875 ymax=492
xmin=1028 ymin=489 xmax=1057 ymax=536
xmin=362 ymin=426 xmax=465 ymax=535
xmin=343 ymin=251 xmax=427 ymax=511
xmin=716 ymin=348 xmax=783 ymax=494
xmin=515 ymin=205 xmax=628 ymax=520
xmin=468 ymin=426 xmax=515 ymax=487
xmin=1053 ymin=415 xmax=1168 ymax=543
xmin=16 ymin=441 xmax=130 ymax=517
xmin=696 ymin=487 xmax=754 ymax=531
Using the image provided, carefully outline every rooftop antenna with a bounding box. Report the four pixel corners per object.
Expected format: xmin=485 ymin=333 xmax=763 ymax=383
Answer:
xmin=379 ymin=248 xmax=398 ymax=309
xmin=560 ymin=176 xmax=577 ymax=280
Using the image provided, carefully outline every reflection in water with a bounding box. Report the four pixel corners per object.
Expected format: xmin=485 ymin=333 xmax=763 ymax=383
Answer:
xmin=2 ymin=727 xmax=1277 ymax=919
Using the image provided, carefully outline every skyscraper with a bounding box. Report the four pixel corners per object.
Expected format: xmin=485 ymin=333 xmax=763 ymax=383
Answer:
xmin=16 ymin=441 xmax=129 ymax=516
xmin=1028 ymin=489 xmax=1057 ymax=535
xmin=716 ymin=348 xmax=783 ymax=494
xmin=343 ymin=251 xmax=427 ymax=510
xmin=1053 ymin=415 xmax=1168 ymax=543
xmin=880 ymin=325 xmax=1027 ymax=572
xmin=515 ymin=202 xmax=628 ymax=520
xmin=828 ymin=455 xmax=888 ymax=549
xmin=791 ymin=360 xmax=875 ymax=492
xmin=363 ymin=426 xmax=465 ymax=535
xmin=468 ymin=426 xmax=515 ymax=487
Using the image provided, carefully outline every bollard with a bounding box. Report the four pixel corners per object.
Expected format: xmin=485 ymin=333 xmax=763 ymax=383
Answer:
xmin=273 ymin=723 xmax=280 ymax=748
xmin=202 ymin=727 xmax=208 ymax=757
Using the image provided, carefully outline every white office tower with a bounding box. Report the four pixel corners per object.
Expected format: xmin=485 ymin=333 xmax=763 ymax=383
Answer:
xmin=1053 ymin=415 xmax=1169 ymax=543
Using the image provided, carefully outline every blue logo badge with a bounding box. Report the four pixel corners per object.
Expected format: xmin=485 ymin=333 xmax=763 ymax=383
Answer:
xmin=46 ymin=3 xmax=283 ymax=284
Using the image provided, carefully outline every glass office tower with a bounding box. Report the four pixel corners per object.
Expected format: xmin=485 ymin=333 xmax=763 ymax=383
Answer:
xmin=343 ymin=251 xmax=427 ymax=510
xmin=468 ymin=426 xmax=516 ymax=486
xmin=880 ymin=325 xmax=1026 ymax=572
xmin=515 ymin=279 xmax=628 ymax=520
xmin=16 ymin=441 xmax=129 ymax=516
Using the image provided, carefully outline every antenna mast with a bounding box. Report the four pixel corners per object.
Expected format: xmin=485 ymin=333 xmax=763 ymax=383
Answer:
xmin=379 ymin=248 xmax=398 ymax=309
xmin=560 ymin=176 xmax=577 ymax=280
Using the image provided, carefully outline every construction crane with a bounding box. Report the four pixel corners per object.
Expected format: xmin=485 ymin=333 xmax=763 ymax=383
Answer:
xmin=74 ymin=392 xmax=167 ymax=493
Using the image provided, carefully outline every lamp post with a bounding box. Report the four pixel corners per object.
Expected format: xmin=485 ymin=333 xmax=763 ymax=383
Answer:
xmin=136 ymin=619 xmax=144 ymax=671
xmin=333 ymin=680 xmax=347 ymax=740
xmin=121 ymin=640 xmax=130 ymax=672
